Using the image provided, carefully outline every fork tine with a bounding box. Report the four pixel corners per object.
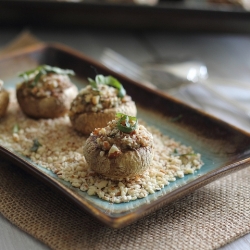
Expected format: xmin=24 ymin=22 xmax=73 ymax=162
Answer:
xmin=101 ymin=48 xmax=150 ymax=81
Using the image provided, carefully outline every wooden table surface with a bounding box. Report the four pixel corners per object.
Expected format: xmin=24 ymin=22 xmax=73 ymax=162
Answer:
xmin=0 ymin=27 xmax=250 ymax=250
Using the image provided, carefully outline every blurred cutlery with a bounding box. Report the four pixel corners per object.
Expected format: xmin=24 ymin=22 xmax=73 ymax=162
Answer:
xmin=101 ymin=48 xmax=250 ymax=119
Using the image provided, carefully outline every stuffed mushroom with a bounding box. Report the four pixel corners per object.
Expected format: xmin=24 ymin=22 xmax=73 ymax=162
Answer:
xmin=16 ymin=65 xmax=78 ymax=119
xmin=69 ymin=75 xmax=137 ymax=135
xmin=0 ymin=80 xmax=9 ymax=118
xmin=83 ymin=113 xmax=153 ymax=180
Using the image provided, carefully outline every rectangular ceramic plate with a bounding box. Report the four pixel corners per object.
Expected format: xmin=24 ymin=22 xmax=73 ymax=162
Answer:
xmin=1 ymin=43 xmax=250 ymax=228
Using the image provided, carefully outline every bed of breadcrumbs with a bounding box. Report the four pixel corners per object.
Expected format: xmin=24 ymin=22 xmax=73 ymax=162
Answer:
xmin=0 ymin=91 xmax=203 ymax=203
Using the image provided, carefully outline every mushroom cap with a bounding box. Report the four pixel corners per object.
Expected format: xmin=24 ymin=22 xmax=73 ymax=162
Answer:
xmin=69 ymin=100 xmax=137 ymax=135
xmin=83 ymin=135 xmax=153 ymax=179
xmin=0 ymin=89 xmax=9 ymax=118
xmin=16 ymin=84 xmax=78 ymax=119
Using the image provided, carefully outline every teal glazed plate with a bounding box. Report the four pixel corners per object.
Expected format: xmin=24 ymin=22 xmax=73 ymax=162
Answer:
xmin=0 ymin=43 xmax=250 ymax=228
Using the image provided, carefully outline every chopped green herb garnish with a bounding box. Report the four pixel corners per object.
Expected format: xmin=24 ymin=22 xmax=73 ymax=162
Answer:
xmin=173 ymin=148 xmax=178 ymax=154
xmin=116 ymin=113 xmax=138 ymax=133
xmin=180 ymin=153 xmax=197 ymax=157
xmin=12 ymin=123 xmax=19 ymax=134
xmin=170 ymin=114 xmax=183 ymax=122
xmin=105 ymin=76 xmax=126 ymax=98
xmin=30 ymin=139 xmax=42 ymax=152
xmin=172 ymin=152 xmax=197 ymax=157
xmin=178 ymin=153 xmax=197 ymax=165
xmin=19 ymin=65 xmax=75 ymax=87
xmin=171 ymin=151 xmax=197 ymax=165
xmin=88 ymin=74 xmax=126 ymax=98
xmin=87 ymin=77 xmax=99 ymax=92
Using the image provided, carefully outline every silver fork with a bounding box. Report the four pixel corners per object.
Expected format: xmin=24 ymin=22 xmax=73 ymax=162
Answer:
xmin=100 ymin=48 xmax=250 ymax=119
xmin=100 ymin=48 xmax=211 ymax=90
xmin=100 ymin=48 xmax=154 ymax=88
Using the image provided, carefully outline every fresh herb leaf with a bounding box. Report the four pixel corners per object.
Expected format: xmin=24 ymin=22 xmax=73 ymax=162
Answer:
xmin=30 ymin=139 xmax=42 ymax=152
xmin=31 ymin=70 xmax=44 ymax=88
xmin=12 ymin=123 xmax=19 ymax=134
xmin=42 ymin=65 xmax=75 ymax=76
xmin=116 ymin=113 xmax=138 ymax=133
xmin=178 ymin=153 xmax=197 ymax=165
xmin=88 ymin=74 xmax=126 ymax=98
xmin=95 ymin=75 xmax=106 ymax=85
xmin=87 ymin=77 xmax=99 ymax=92
xmin=19 ymin=65 xmax=75 ymax=87
xmin=172 ymin=152 xmax=197 ymax=157
xmin=104 ymin=76 xmax=126 ymax=98
xmin=170 ymin=114 xmax=183 ymax=122
xmin=180 ymin=153 xmax=197 ymax=157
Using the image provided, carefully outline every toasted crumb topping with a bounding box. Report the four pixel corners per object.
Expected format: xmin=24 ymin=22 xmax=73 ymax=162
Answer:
xmin=18 ymin=73 xmax=74 ymax=98
xmin=91 ymin=118 xmax=153 ymax=158
xmin=70 ymin=84 xmax=132 ymax=113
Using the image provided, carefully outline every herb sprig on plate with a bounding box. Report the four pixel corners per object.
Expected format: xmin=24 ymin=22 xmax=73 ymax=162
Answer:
xmin=30 ymin=139 xmax=42 ymax=152
xmin=116 ymin=113 xmax=138 ymax=133
xmin=12 ymin=123 xmax=19 ymax=134
xmin=172 ymin=148 xmax=197 ymax=157
xmin=88 ymin=74 xmax=126 ymax=98
xmin=19 ymin=65 xmax=75 ymax=87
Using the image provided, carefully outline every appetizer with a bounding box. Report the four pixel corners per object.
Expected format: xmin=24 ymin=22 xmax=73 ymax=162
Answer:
xmin=69 ymin=74 xmax=137 ymax=135
xmin=0 ymin=80 xmax=9 ymax=118
xmin=83 ymin=113 xmax=153 ymax=179
xmin=16 ymin=65 xmax=78 ymax=119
